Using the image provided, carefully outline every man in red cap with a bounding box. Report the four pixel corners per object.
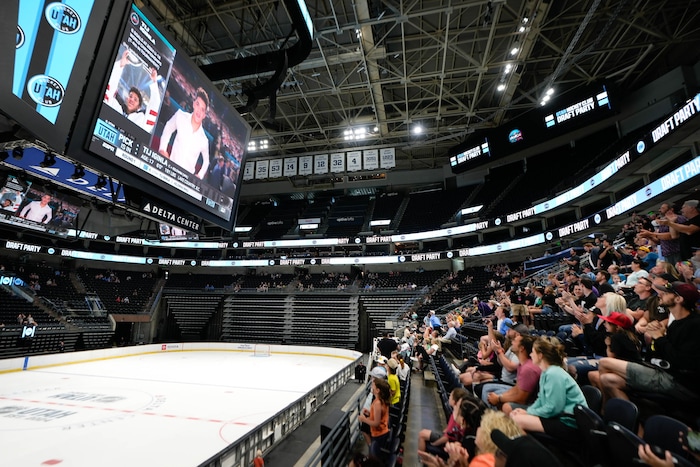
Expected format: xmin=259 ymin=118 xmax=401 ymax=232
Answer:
xmin=597 ymin=281 xmax=700 ymax=402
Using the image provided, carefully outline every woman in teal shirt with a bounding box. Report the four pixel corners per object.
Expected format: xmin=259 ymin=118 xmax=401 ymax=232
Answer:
xmin=509 ymin=336 xmax=587 ymax=441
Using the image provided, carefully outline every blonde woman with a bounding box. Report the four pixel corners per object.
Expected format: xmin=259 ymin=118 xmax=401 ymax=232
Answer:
xmin=419 ymin=410 xmax=522 ymax=467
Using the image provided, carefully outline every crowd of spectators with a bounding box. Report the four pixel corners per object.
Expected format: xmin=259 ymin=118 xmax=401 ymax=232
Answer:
xmin=360 ymin=199 xmax=700 ymax=466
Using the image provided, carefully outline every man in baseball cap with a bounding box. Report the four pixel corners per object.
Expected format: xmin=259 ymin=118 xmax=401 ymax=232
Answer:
xmin=598 ymin=281 xmax=700 ymax=402
xmin=369 ymin=365 xmax=387 ymax=379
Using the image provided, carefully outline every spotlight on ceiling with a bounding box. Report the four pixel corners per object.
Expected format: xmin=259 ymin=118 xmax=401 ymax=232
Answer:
xmin=39 ymin=153 xmax=56 ymax=168
xmin=94 ymin=175 xmax=108 ymax=190
xmin=71 ymin=164 xmax=86 ymax=180
xmin=12 ymin=146 xmax=23 ymax=160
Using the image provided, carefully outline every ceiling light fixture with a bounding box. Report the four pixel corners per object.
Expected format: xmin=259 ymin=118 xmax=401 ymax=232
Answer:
xmin=39 ymin=153 xmax=56 ymax=168
xmin=71 ymin=164 xmax=86 ymax=180
xmin=12 ymin=146 xmax=23 ymax=160
xmin=94 ymin=175 xmax=108 ymax=190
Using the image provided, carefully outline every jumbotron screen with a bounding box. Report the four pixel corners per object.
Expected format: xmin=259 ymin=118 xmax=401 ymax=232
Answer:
xmin=0 ymin=174 xmax=81 ymax=236
xmin=86 ymin=3 xmax=250 ymax=228
xmin=0 ymin=0 xmax=113 ymax=153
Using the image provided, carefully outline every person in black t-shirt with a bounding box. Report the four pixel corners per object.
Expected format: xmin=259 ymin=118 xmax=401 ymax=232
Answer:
xmin=598 ymin=282 xmax=700 ymax=402
xmin=377 ymin=332 xmax=398 ymax=359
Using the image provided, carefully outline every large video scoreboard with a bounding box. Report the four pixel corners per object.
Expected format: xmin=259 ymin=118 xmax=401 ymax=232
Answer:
xmin=1 ymin=0 xmax=252 ymax=232
xmin=86 ymin=3 xmax=250 ymax=228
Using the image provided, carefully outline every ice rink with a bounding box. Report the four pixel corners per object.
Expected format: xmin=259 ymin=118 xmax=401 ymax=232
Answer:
xmin=0 ymin=345 xmax=358 ymax=467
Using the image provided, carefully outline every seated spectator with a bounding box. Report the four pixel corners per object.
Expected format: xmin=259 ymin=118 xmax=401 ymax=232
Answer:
xmin=587 ymin=311 xmax=641 ymax=392
xmin=509 ymin=337 xmax=588 ymax=443
xmin=598 ymin=281 xmax=700 ymax=403
xmin=526 ymin=286 xmax=547 ymax=321
xmin=607 ymin=264 xmax=627 ymax=285
xmin=412 ymin=330 xmax=442 ymax=371
xmin=622 ymin=257 xmax=650 ymax=289
xmin=636 ymin=245 xmax=659 ymax=272
xmin=459 ymin=332 xmax=505 ymax=387
xmin=493 ymin=305 xmax=513 ymax=336
xmin=623 ymin=275 xmax=655 ymax=324
xmin=676 ymin=260 xmax=700 ymax=289
xmin=418 ymin=388 xmax=469 ymax=453
xmin=649 ymin=259 xmax=680 ymax=280
xmin=595 ymin=269 xmax=616 ymax=295
xmin=483 ymin=333 xmax=541 ymax=414
xmin=420 ymin=409 xmax=523 ymax=467
xmin=439 ymin=320 xmax=457 ymax=343
xmin=472 ymin=323 xmax=524 ymax=397
xmin=568 ymin=292 xmax=626 ymax=361
xmin=556 ymin=282 xmax=596 ymax=334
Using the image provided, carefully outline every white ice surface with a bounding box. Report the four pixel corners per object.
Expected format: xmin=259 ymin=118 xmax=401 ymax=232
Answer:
xmin=0 ymin=351 xmax=350 ymax=467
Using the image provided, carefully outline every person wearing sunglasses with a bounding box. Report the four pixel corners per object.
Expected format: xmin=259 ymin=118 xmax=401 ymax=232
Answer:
xmin=597 ymin=281 xmax=700 ymax=403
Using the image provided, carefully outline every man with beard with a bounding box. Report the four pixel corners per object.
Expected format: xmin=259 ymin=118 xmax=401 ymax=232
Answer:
xmin=597 ymin=282 xmax=700 ymax=402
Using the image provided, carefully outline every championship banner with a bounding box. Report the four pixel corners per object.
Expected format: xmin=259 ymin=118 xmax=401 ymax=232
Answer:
xmin=255 ymin=159 xmax=269 ymax=179
xmin=330 ymin=152 xmax=345 ymax=173
xmin=269 ymin=158 xmax=283 ymax=178
xmin=363 ymin=149 xmax=378 ymax=170
xmin=347 ymin=151 xmax=361 ymax=171
xmin=380 ymin=147 xmax=396 ymax=169
xmin=283 ymin=157 xmax=298 ymax=177
xmin=314 ymin=154 xmax=329 ymax=174
xmin=243 ymin=161 xmax=255 ymax=180
xmin=298 ymin=155 xmax=313 ymax=175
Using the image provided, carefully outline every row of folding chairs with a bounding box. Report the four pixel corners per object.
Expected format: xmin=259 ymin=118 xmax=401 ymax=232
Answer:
xmin=576 ymin=406 xmax=696 ymax=467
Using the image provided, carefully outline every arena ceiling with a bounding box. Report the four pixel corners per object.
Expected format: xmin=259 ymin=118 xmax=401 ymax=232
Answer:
xmin=142 ymin=0 xmax=700 ymax=172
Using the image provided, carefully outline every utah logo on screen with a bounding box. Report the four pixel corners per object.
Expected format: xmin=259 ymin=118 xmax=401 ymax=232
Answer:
xmin=44 ymin=3 xmax=82 ymax=34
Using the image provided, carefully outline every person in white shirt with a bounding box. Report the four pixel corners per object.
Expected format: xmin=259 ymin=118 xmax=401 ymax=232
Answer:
xmin=622 ymin=257 xmax=649 ymax=288
xmin=104 ymin=49 xmax=161 ymax=134
xmin=158 ymin=87 xmax=210 ymax=179
xmin=440 ymin=320 xmax=458 ymax=343
xmin=19 ymin=194 xmax=52 ymax=224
